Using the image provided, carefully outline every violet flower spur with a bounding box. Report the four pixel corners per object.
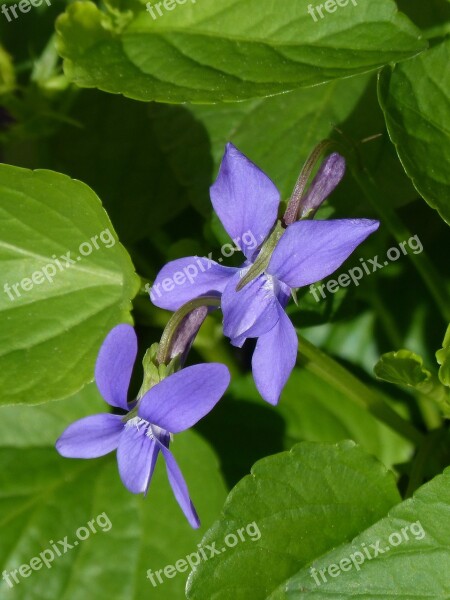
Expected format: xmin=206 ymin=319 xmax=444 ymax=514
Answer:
xmin=56 ymin=324 xmax=230 ymax=528
xmin=150 ymin=143 xmax=380 ymax=405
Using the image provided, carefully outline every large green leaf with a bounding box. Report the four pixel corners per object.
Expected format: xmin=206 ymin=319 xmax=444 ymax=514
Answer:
xmin=187 ymin=441 xmax=401 ymax=599
xmin=187 ymin=441 xmax=450 ymax=600
xmin=0 ymin=165 xmax=139 ymax=406
xmin=0 ymin=395 xmax=228 ymax=599
xmin=56 ymin=0 xmax=426 ymax=103
xmin=279 ymin=466 xmax=450 ymax=598
xmin=379 ymin=38 xmax=450 ymax=225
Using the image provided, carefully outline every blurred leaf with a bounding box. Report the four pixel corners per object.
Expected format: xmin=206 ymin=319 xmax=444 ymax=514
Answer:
xmin=374 ymin=349 xmax=433 ymax=388
xmin=0 ymin=428 xmax=227 ymax=600
xmin=229 ymin=369 xmax=412 ymax=468
xmin=375 ymin=349 xmax=450 ymax=418
xmin=379 ymin=38 xmax=450 ymax=226
xmin=195 ymin=393 xmax=286 ymax=490
xmin=3 ymin=91 xmax=213 ymax=244
xmin=56 ymin=0 xmax=425 ymax=103
xmin=396 ymin=0 xmax=450 ymax=39
xmin=192 ymin=72 xmax=418 ymax=225
xmin=0 ymin=164 xmax=139 ymax=406
xmin=192 ymin=75 xmax=370 ymax=200
xmin=437 ymin=324 xmax=450 ymax=386
xmin=31 ymin=34 xmax=69 ymax=93
xmin=187 ymin=441 xmax=401 ymax=599
xmin=0 ymin=45 xmax=15 ymax=95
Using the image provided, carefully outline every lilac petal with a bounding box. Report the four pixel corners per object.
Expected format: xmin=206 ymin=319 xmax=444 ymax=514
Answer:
xmin=117 ymin=424 xmax=160 ymax=494
xmin=230 ymin=333 xmax=247 ymax=348
xmin=95 ymin=324 xmax=137 ymax=411
xmin=299 ymin=153 xmax=346 ymax=218
xmin=56 ymin=414 xmax=123 ymax=458
xmin=222 ymin=271 xmax=281 ymax=340
xmin=156 ymin=439 xmax=200 ymax=529
xmin=210 ymin=143 xmax=280 ymax=259
xmin=150 ymin=257 xmax=237 ymax=311
xmin=252 ymin=306 xmax=297 ymax=405
xmin=268 ymin=219 xmax=380 ymax=288
xmin=138 ymin=363 xmax=230 ymax=433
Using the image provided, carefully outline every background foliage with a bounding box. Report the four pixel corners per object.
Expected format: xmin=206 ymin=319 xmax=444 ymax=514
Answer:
xmin=0 ymin=0 xmax=449 ymax=598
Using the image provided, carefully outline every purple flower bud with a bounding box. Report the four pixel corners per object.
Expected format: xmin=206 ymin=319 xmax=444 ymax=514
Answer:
xmin=298 ymin=152 xmax=346 ymax=218
xmin=151 ymin=144 xmax=379 ymax=405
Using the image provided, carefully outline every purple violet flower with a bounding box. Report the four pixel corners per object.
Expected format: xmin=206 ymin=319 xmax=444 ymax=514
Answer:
xmin=56 ymin=324 xmax=230 ymax=528
xmin=150 ymin=144 xmax=379 ymax=405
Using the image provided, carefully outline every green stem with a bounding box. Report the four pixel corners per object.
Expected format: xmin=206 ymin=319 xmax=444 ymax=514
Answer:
xmin=297 ymin=333 xmax=424 ymax=445
xmin=157 ymin=296 xmax=221 ymax=365
xmin=283 ymin=139 xmax=333 ymax=225
xmin=416 ymin=394 xmax=442 ymax=431
xmin=362 ymin=286 xmax=403 ymax=349
xmin=405 ymin=429 xmax=446 ymax=497
xmin=350 ymin=164 xmax=450 ymax=323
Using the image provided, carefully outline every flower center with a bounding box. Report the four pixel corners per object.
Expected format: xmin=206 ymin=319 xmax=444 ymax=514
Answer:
xmin=236 ymin=221 xmax=285 ymax=291
xmin=125 ymin=416 xmax=171 ymax=442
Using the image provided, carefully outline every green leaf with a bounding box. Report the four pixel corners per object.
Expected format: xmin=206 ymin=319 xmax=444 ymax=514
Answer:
xmin=278 ymin=465 xmax=450 ymax=598
xmin=374 ymin=349 xmax=433 ymax=388
xmin=437 ymin=324 xmax=450 ymax=386
xmin=188 ymin=442 xmax=450 ymax=600
xmin=187 ymin=441 xmax=401 ymax=600
xmin=0 ymin=164 xmax=139 ymax=406
xmin=0 ymin=44 xmax=15 ymax=95
xmin=55 ymin=0 xmax=426 ymax=103
xmin=379 ymin=38 xmax=450 ymax=226
xmin=0 ymin=383 xmax=105 ymax=447
xmin=375 ymin=349 xmax=450 ymax=419
xmin=192 ymin=72 xmax=418 ymax=220
xmin=192 ymin=75 xmax=370 ymax=200
xmin=0 ymin=423 xmax=228 ymax=599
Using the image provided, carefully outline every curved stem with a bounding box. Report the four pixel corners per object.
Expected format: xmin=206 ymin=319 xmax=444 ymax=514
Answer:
xmin=283 ymin=139 xmax=333 ymax=225
xmin=351 ymin=166 xmax=450 ymax=322
xmin=297 ymin=333 xmax=424 ymax=445
xmin=405 ymin=429 xmax=447 ymax=497
xmin=331 ymin=134 xmax=450 ymax=323
xmin=157 ymin=296 xmax=221 ymax=365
